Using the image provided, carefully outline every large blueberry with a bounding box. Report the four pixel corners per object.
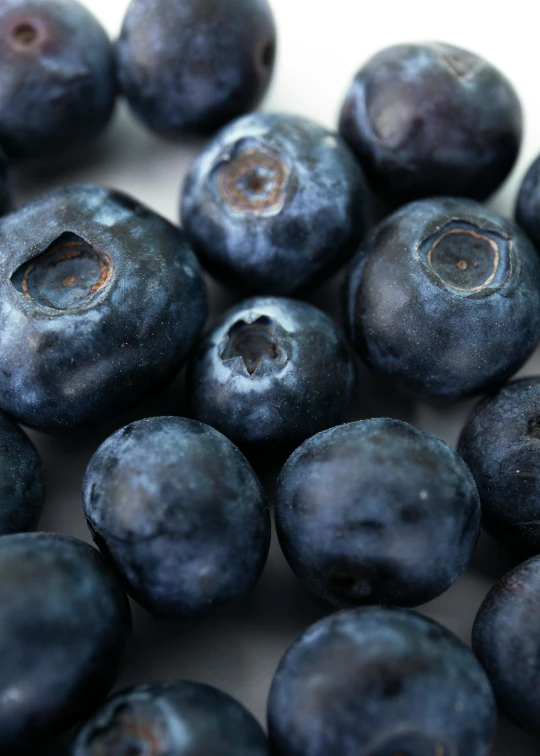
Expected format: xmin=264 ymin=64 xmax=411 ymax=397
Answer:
xmin=0 ymin=185 xmax=207 ymax=433
xmin=0 ymin=148 xmax=11 ymax=215
xmin=0 ymin=411 xmax=44 ymax=535
xmin=73 ymin=680 xmax=269 ymax=755
xmin=0 ymin=0 xmax=116 ymax=161
xmin=116 ymin=0 xmax=276 ymax=137
xmin=82 ymin=416 xmax=270 ymax=618
xmin=339 ymin=43 xmax=522 ymax=205
xmin=181 ymin=113 xmax=370 ymax=294
xmin=516 ymin=153 xmax=540 ymax=251
xmin=268 ymin=607 xmax=496 ymax=756
xmin=0 ymin=532 xmax=131 ymax=750
xmin=345 ymin=197 xmax=540 ymax=400
xmin=189 ymin=297 xmax=355 ymax=450
xmin=473 ymin=556 xmax=540 ymax=735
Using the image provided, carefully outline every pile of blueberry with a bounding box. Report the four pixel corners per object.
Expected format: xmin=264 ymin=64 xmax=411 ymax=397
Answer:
xmin=2 ymin=0 xmax=540 ymax=754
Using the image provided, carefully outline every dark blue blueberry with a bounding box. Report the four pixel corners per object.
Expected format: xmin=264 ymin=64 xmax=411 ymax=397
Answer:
xmin=82 ymin=416 xmax=270 ymax=618
xmin=473 ymin=556 xmax=540 ymax=735
xmin=0 ymin=148 xmax=11 ymax=215
xmin=275 ymin=418 xmax=480 ymax=608
xmin=0 ymin=532 xmax=131 ymax=751
xmin=516 ymin=153 xmax=540 ymax=251
xmin=0 ymin=0 xmax=116 ymax=161
xmin=73 ymin=680 xmax=269 ymax=755
xmin=181 ymin=113 xmax=370 ymax=295
xmin=189 ymin=297 xmax=355 ymax=450
xmin=339 ymin=42 xmax=522 ymax=206
xmin=116 ymin=0 xmax=276 ymax=137
xmin=345 ymin=197 xmax=540 ymax=400
xmin=0 ymin=411 xmax=44 ymax=535
xmin=0 ymin=185 xmax=207 ymax=433
xmin=268 ymin=607 xmax=496 ymax=756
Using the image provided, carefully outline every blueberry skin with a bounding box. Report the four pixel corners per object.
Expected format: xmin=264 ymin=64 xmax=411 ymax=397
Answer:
xmin=72 ymin=680 xmax=269 ymax=755
xmin=339 ymin=42 xmax=522 ymax=206
xmin=0 ymin=411 xmax=44 ymax=535
xmin=0 ymin=532 xmax=131 ymax=750
xmin=0 ymin=185 xmax=207 ymax=433
xmin=346 ymin=197 xmax=540 ymax=400
xmin=268 ymin=607 xmax=496 ymax=756
xmin=516 ymin=153 xmax=540 ymax=251
xmin=0 ymin=0 xmax=116 ymax=161
xmin=0 ymin=148 xmax=11 ymax=215
xmin=181 ymin=113 xmax=370 ymax=295
xmin=82 ymin=416 xmax=271 ymax=618
xmin=116 ymin=0 xmax=276 ymax=137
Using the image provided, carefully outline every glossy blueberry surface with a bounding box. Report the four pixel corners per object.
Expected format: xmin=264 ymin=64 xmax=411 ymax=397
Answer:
xmin=0 ymin=185 xmax=207 ymax=433
xmin=181 ymin=113 xmax=370 ymax=294
xmin=0 ymin=532 xmax=131 ymax=750
xmin=0 ymin=411 xmax=44 ymax=535
xmin=72 ymin=680 xmax=270 ymax=755
xmin=0 ymin=0 xmax=116 ymax=161
xmin=0 ymin=148 xmax=11 ymax=215
xmin=189 ymin=297 xmax=355 ymax=450
xmin=339 ymin=42 xmax=522 ymax=205
xmin=268 ymin=607 xmax=496 ymax=756
xmin=116 ymin=0 xmax=276 ymax=137
xmin=473 ymin=556 xmax=540 ymax=735
xmin=516 ymin=153 xmax=540 ymax=251
xmin=82 ymin=417 xmax=271 ymax=618
xmin=346 ymin=197 xmax=540 ymax=400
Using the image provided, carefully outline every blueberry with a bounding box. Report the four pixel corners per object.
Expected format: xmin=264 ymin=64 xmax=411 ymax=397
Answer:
xmin=339 ymin=43 xmax=522 ymax=206
xmin=181 ymin=113 xmax=370 ymax=295
xmin=72 ymin=680 xmax=269 ymax=755
xmin=268 ymin=607 xmax=496 ymax=756
xmin=116 ymin=0 xmax=276 ymax=137
xmin=0 ymin=532 xmax=131 ymax=750
xmin=0 ymin=148 xmax=11 ymax=215
xmin=516 ymin=153 xmax=540 ymax=250
xmin=0 ymin=0 xmax=116 ymax=161
xmin=345 ymin=197 xmax=540 ymax=400
xmin=0 ymin=185 xmax=207 ymax=433
xmin=82 ymin=416 xmax=270 ymax=618
xmin=189 ymin=297 xmax=355 ymax=450
xmin=473 ymin=556 xmax=540 ymax=735
xmin=0 ymin=411 xmax=44 ymax=535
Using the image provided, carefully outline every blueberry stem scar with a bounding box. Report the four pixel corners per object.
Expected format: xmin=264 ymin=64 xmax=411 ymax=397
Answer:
xmin=216 ymin=146 xmax=290 ymax=216
xmin=426 ymin=228 xmax=499 ymax=291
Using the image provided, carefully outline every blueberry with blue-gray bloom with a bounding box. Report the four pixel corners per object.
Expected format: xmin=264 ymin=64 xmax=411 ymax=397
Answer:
xmin=0 ymin=0 xmax=116 ymax=161
xmin=516 ymin=153 xmax=540 ymax=251
xmin=339 ymin=42 xmax=522 ymax=205
xmin=0 ymin=185 xmax=207 ymax=433
xmin=0 ymin=148 xmax=11 ymax=214
xmin=72 ymin=680 xmax=270 ymax=755
xmin=0 ymin=532 xmax=131 ymax=751
xmin=82 ymin=416 xmax=271 ymax=619
xmin=268 ymin=607 xmax=496 ymax=756
xmin=116 ymin=0 xmax=276 ymax=137
xmin=346 ymin=197 xmax=540 ymax=400
xmin=181 ymin=113 xmax=370 ymax=295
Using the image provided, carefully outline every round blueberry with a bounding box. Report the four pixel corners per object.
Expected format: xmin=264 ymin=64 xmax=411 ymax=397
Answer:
xmin=345 ymin=197 xmax=540 ymax=400
xmin=0 ymin=185 xmax=207 ymax=433
xmin=82 ymin=416 xmax=271 ymax=618
xmin=73 ymin=680 xmax=269 ymax=755
xmin=0 ymin=0 xmax=116 ymax=161
xmin=116 ymin=0 xmax=276 ymax=137
xmin=268 ymin=607 xmax=496 ymax=756
xmin=181 ymin=113 xmax=370 ymax=295
xmin=339 ymin=42 xmax=522 ymax=205
xmin=189 ymin=297 xmax=355 ymax=450
xmin=0 ymin=532 xmax=131 ymax=750
xmin=516 ymin=153 xmax=540 ymax=251
xmin=0 ymin=148 xmax=11 ymax=215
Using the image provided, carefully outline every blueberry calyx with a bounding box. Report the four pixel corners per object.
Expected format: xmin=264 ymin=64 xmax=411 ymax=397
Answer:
xmin=86 ymin=701 xmax=165 ymax=755
xmin=220 ymin=314 xmax=287 ymax=376
xmin=5 ymin=14 xmax=48 ymax=52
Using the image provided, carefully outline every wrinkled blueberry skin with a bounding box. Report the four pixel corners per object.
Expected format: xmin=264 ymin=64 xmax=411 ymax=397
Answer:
xmin=346 ymin=197 xmax=540 ymax=400
xmin=73 ymin=680 xmax=270 ymax=755
xmin=0 ymin=185 xmax=207 ymax=433
xmin=0 ymin=532 xmax=131 ymax=751
xmin=339 ymin=42 xmax=522 ymax=206
xmin=82 ymin=417 xmax=271 ymax=618
xmin=117 ymin=0 xmax=276 ymax=137
xmin=473 ymin=556 xmax=540 ymax=735
xmin=181 ymin=113 xmax=370 ymax=295
xmin=516 ymin=153 xmax=540 ymax=251
xmin=276 ymin=418 xmax=480 ymax=608
xmin=189 ymin=297 xmax=355 ymax=450
xmin=0 ymin=148 xmax=11 ymax=215
xmin=0 ymin=411 xmax=44 ymax=535
xmin=268 ymin=607 xmax=496 ymax=756
xmin=0 ymin=0 xmax=116 ymax=161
